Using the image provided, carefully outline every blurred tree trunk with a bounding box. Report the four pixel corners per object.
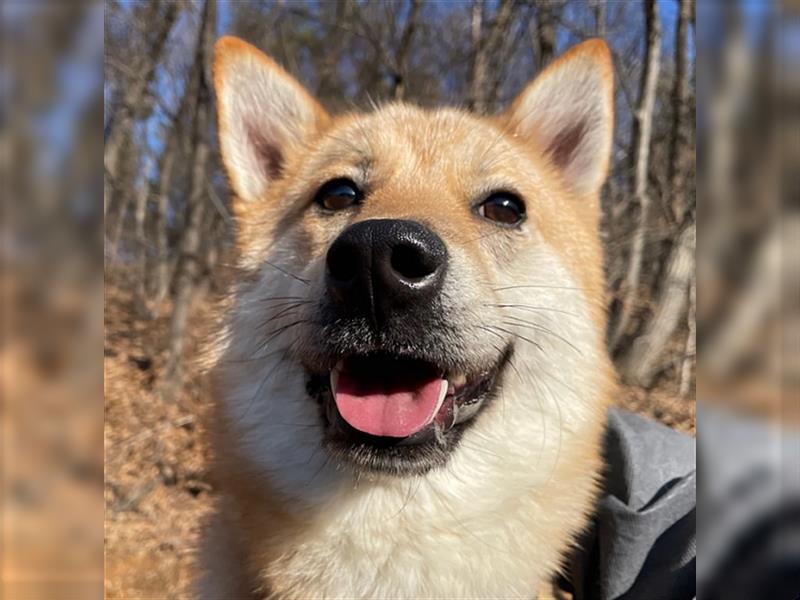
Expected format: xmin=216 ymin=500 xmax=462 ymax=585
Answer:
xmin=533 ymin=0 xmax=558 ymax=69
xmin=391 ymin=0 xmax=422 ymax=100
xmin=469 ymin=1 xmax=483 ymax=107
xmin=703 ymin=230 xmax=778 ymax=380
xmin=621 ymin=218 xmax=694 ymax=387
xmin=315 ymin=0 xmax=350 ymax=104
xmin=469 ymin=0 xmax=515 ymax=114
xmin=198 ymin=208 xmax=224 ymax=296
xmin=108 ymin=141 xmax=141 ymax=261
xmin=104 ymin=0 xmax=178 ymax=218
xmin=486 ymin=2 xmax=524 ymax=109
xmin=109 ymin=194 xmax=130 ymax=261
xmin=667 ymin=0 xmax=693 ymax=222
xmin=152 ymin=75 xmax=198 ymax=306
xmin=593 ymin=0 xmax=607 ymax=38
xmin=152 ymin=131 xmax=178 ymax=305
xmin=164 ymin=0 xmax=216 ymax=392
xmin=609 ymin=0 xmax=661 ymax=352
xmin=133 ymin=163 xmax=151 ymax=314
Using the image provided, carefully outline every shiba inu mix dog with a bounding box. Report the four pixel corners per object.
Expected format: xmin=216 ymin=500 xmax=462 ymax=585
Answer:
xmin=200 ymin=35 xmax=615 ymax=598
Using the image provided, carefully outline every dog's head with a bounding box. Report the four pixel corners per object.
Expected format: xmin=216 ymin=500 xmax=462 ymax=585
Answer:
xmin=212 ymin=37 xmax=614 ymax=489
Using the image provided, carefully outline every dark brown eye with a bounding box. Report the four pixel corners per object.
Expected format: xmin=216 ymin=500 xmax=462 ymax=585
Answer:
xmin=315 ymin=178 xmax=361 ymax=211
xmin=478 ymin=192 xmax=526 ymax=226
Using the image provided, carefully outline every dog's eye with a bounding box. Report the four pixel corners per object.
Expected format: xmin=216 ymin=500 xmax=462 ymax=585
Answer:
xmin=315 ymin=179 xmax=361 ymax=211
xmin=478 ymin=193 xmax=526 ymax=226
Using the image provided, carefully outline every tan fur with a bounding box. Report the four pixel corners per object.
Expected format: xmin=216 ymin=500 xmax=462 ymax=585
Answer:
xmin=198 ymin=36 xmax=616 ymax=599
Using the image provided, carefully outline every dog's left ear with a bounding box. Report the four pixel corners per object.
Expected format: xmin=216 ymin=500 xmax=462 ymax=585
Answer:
xmin=505 ymin=39 xmax=613 ymax=198
xmin=213 ymin=36 xmax=330 ymax=206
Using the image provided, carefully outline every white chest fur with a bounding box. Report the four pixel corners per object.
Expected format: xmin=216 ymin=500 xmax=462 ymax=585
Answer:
xmin=269 ymin=475 xmax=556 ymax=598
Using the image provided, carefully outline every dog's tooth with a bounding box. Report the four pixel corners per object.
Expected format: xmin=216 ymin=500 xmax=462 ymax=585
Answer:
xmin=436 ymin=379 xmax=448 ymax=412
xmin=451 ymin=372 xmax=467 ymax=387
xmin=330 ymin=365 xmax=340 ymax=395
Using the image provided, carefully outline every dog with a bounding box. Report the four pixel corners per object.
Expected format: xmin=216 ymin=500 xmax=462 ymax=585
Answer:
xmin=198 ymin=35 xmax=615 ymax=599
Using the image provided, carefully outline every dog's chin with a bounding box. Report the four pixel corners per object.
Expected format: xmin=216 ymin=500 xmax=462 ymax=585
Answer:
xmin=305 ymin=345 xmax=513 ymax=477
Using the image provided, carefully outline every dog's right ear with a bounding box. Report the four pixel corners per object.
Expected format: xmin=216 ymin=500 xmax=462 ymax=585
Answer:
xmin=213 ymin=36 xmax=330 ymax=206
xmin=504 ymin=39 xmax=613 ymax=199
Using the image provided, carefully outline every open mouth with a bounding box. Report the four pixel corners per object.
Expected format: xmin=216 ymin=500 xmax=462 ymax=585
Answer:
xmin=331 ymin=354 xmax=494 ymax=440
xmin=310 ymin=348 xmax=511 ymax=476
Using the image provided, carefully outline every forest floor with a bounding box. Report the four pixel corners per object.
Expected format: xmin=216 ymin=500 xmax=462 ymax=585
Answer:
xmin=104 ymin=285 xmax=695 ymax=599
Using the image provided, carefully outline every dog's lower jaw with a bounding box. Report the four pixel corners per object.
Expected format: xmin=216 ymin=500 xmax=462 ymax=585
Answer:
xmin=198 ymin=410 xmax=607 ymax=600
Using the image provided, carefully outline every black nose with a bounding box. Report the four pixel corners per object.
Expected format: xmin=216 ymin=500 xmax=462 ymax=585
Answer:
xmin=326 ymin=219 xmax=448 ymax=326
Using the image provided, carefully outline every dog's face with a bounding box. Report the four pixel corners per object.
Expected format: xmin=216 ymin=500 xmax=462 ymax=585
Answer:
xmin=212 ymin=38 xmax=613 ymax=491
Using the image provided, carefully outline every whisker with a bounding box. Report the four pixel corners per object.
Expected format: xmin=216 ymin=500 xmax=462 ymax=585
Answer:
xmin=254 ymin=319 xmax=308 ymax=357
xmin=306 ymin=452 xmax=332 ymax=490
xmin=501 ymin=317 xmax=582 ymax=356
xmin=257 ymin=296 xmax=311 ymax=304
xmin=536 ymin=363 xmax=580 ymax=398
xmin=457 ymin=441 xmax=508 ymax=463
xmin=506 ymin=355 xmax=549 ymax=471
xmin=240 ymin=421 xmax=320 ymax=430
xmin=493 ymin=284 xmax=585 ymax=292
xmin=532 ymin=369 xmax=565 ymax=488
xmin=476 ymin=324 xmax=509 ymax=345
xmin=234 ymin=347 xmax=295 ymax=426
xmin=387 ymin=476 xmax=424 ymax=521
xmin=259 ymin=303 xmax=308 ymax=325
xmin=484 ymin=325 xmax=543 ymax=352
xmin=303 ymin=443 xmax=323 ymax=467
xmin=219 ymin=346 xmax=287 ymax=366
xmin=262 ymin=260 xmax=310 ymax=285
xmin=256 ymin=301 xmax=305 ymax=317
xmin=487 ymin=303 xmax=578 ymax=318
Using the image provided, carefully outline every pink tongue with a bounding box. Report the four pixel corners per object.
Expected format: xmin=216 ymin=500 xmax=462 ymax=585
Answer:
xmin=334 ymin=367 xmax=444 ymax=438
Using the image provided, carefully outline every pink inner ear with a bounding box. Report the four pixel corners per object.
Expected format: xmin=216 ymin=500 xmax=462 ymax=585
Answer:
xmin=247 ymin=125 xmax=283 ymax=180
xmin=547 ymin=118 xmax=587 ymax=168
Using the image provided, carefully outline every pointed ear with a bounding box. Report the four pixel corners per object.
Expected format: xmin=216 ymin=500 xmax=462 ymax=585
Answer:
xmin=505 ymin=39 xmax=614 ymax=197
xmin=213 ymin=36 xmax=330 ymax=204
